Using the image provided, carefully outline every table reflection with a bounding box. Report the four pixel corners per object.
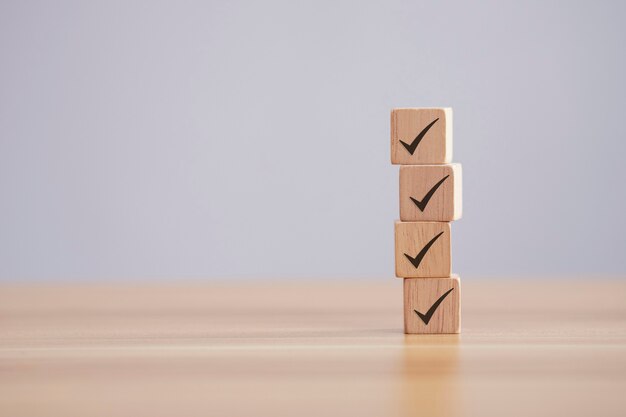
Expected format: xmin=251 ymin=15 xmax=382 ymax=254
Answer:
xmin=398 ymin=335 xmax=461 ymax=417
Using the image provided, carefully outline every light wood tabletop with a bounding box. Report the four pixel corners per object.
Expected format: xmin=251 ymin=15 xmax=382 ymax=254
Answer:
xmin=1 ymin=279 xmax=626 ymax=417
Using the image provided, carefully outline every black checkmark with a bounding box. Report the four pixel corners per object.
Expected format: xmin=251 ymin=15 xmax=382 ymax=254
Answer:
xmin=409 ymin=175 xmax=450 ymax=212
xmin=414 ymin=288 xmax=454 ymax=325
xmin=399 ymin=118 xmax=439 ymax=155
xmin=403 ymin=231 xmax=444 ymax=269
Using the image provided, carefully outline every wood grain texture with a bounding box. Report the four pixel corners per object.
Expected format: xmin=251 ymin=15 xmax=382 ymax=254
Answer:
xmin=1 ymin=279 xmax=626 ymax=417
xmin=399 ymin=164 xmax=462 ymax=221
xmin=395 ymin=221 xmax=451 ymax=278
xmin=390 ymin=108 xmax=452 ymax=165
xmin=404 ymin=276 xmax=460 ymax=334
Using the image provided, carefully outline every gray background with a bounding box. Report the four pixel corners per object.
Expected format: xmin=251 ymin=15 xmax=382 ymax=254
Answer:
xmin=1 ymin=1 xmax=625 ymax=281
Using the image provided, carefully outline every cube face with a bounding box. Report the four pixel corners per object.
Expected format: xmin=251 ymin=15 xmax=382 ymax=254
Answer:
xmin=399 ymin=164 xmax=462 ymax=222
xmin=395 ymin=221 xmax=451 ymax=278
xmin=391 ymin=108 xmax=452 ymax=165
xmin=404 ymin=276 xmax=460 ymax=334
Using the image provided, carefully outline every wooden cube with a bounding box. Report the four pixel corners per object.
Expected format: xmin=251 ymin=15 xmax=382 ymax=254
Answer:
xmin=404 ymin=275 xmax=460 ymax=334
xmin=391 ymin=108 xmax=452 ymax=165
xmin=395 ymin=221 xmax=451 ymax=278
xmin=399 ymin=164 xmax=462 ymax=222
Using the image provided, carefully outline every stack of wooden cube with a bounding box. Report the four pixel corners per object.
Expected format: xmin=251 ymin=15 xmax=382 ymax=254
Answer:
xmin=391 ymin=108 xmax=462 ymax=334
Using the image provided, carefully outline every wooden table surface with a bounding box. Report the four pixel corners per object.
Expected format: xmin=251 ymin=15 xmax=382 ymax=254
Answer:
xmin=1 ymin=279 xmax=626 ymax=417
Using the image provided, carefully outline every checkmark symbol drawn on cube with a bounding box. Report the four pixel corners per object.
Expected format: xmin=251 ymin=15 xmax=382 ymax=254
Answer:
xmin=414 ymin=288 xmax=454 ymax=325
xmin=409 ymin=175 xmax=450 ymax=212
xmin=399 ymin=118 xmax=439 ymax=155
xmin=403 ymin=231 xmax=444 ymax=269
